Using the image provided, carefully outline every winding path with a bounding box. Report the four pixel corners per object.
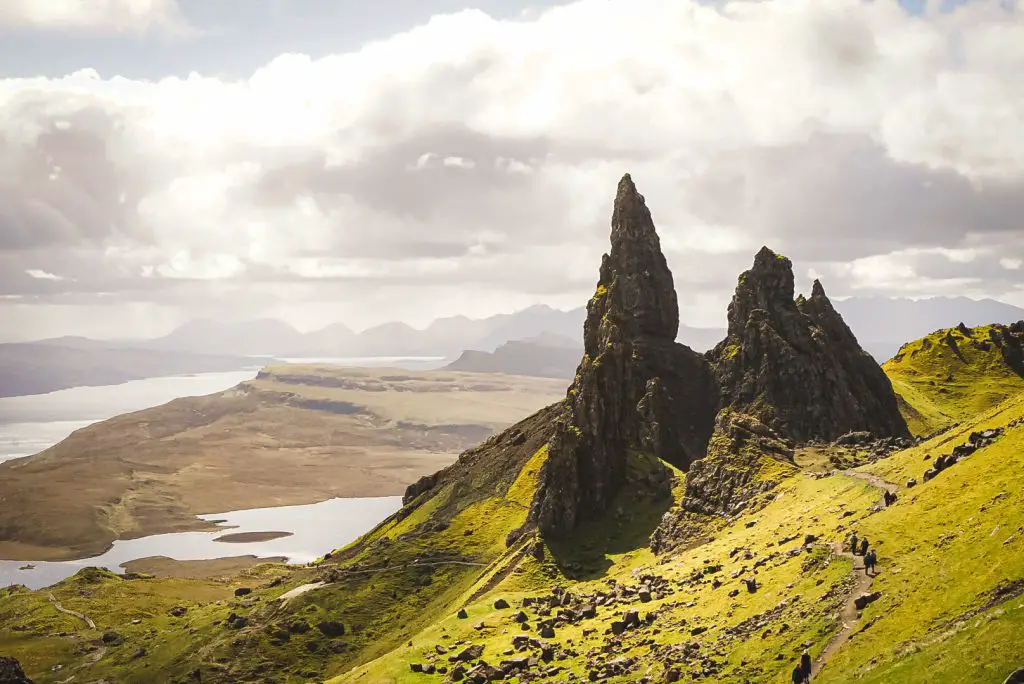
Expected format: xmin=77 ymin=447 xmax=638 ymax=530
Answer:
xmin=48 ymin=592 xmax=96 ymax=630
xmin=811 ymin=471 xmax=899 ymax=678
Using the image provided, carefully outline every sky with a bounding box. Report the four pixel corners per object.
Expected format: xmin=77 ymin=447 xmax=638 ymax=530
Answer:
xmin=0 ymin=0 xmax=1022 ymax=341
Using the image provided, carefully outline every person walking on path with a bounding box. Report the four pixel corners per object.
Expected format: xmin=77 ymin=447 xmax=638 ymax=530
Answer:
xmin=865 ymin=550 xmax=877 ymax=577
xmin=859 ymin=537 xmax=869 ymax=557
xmin=850 ymin=532 xmax=859 ymax=555
xmin=792 ymin=664 xmax=805 ymax=684
xmin=800 ymin=650 xmax=812 ymax=682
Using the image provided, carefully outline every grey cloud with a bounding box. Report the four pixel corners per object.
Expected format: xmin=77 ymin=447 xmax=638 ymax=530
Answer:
xmin=682 ymin=133 xmax=1024 ymax=263
xmin=0 ymin=104 xmax=151 ymax=251
xmin=254 ymin=124 xmax=646 ymax=260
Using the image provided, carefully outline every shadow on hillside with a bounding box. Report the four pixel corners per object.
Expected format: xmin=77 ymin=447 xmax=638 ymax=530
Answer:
xmin=545 ymin=455 xmax=676 ymax=581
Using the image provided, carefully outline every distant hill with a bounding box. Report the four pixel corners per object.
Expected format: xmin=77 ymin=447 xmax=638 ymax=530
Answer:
xmin=17 ymin=297 xmax=1024 ymax=366
xmin=834 ymin=296 xmax=1024 ymax=362
xmin=0 ymin=343 xmax=268 ymax=398
xmin=445 ymin=339 xmax=582 ymax=378
xmin=883 ymin=322 xmax=1024 ymax=435
xmin=145 ymin=318 xmax=307 ymax=356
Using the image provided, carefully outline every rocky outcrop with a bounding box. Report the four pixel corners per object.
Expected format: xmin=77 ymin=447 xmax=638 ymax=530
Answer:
xmin=528 ymin=174 xmax=719 ymax=538
xmin=681 ymin=411 xmax=796 ymax=517
xmin=650 ymin=411 xmax=797 ymax=552
xmin=0 ymin=657 xmax=33 ymax=684
xmin=990 ymin=321 xmax=1024 ymax=375
xmin=708 ymin=248 xmax=909 ymax=443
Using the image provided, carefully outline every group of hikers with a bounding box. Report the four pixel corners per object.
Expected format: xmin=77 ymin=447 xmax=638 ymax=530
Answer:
xmin=793 ymin=491 xmax=896 ymax=681
xmin=850 ymin=532 xmax=878 ymax=575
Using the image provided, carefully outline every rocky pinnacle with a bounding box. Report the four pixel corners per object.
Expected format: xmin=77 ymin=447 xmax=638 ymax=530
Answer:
xmin=527 ymin=174 xmax=719 ymax=538
xmin=709 ymin=246 xmax=909 ymax=443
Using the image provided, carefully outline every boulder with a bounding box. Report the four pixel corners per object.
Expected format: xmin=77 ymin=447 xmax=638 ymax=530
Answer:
xmin=854 ymin=592 xmax=882 ymax=610
xmin=316 ymin=621 xmax=345 ymax=637
xmin=1003 ymin=667 xmax=1024 ymax=684
xmin=453 ymin=644 xmax=484 ymax=662
xmin=0 ymin=657 xmax=33 ymax=684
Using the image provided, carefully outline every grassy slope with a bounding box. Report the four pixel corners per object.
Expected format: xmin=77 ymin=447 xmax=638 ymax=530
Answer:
xmin=883 ymin=324 xmax=1024 ymax=435
xmin=332 ymin=397 xmax=1024 ymax=684
xmin=4 ymin=331 xmax=1024 ymax=683
xmin=821 ymin=392 xmax=1024 ymax=684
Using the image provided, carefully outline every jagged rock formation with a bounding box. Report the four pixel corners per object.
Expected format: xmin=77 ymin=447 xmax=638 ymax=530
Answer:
xmin=681 ymin=411 xmax=796 ymax=517
xmin=527 ymin=174 xmax=719 ymax=538
xmin=0 ymin=657 xmax=32 ymax=684
xmin=708 ymin=248 xmax=909 ymax=443
xmin=991 ymin=321 xmax=1024 ymax=374
xmin=650 ymin=411 xmax=797 ymax=552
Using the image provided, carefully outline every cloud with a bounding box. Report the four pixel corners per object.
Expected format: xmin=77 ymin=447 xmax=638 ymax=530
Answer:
xmin=0 ymin=0 xmax=188 ymax=35
xmin=0 ymin=0 xmax=1022 ymax=337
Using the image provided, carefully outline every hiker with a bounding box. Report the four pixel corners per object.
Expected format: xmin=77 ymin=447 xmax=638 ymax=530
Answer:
xmin=859 ymin=537 xmax=869 ymax=557
xmin=889 ymin=491 xmax=898 ymax=505
xmin=850 ymin=532 xmax=859 ymax=555
xmin=800 ymin=650 xmax=812 ymax=681
xmin=866 ymin=550 xmax=877 ymax=576
xmin=792 ymin=664 xmax=804 ymax=684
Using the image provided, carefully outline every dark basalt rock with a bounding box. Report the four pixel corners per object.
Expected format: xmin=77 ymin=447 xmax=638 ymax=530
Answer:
xmin=528 ymin=174 xmax=719 ymax=538
xmin=0 ymin=657 xmax=33 ymax=684
xmin=989 ymin=321 xmax=1024 ymax=375
xmin=650 ymin=411 xmax=797 ymax=552
xmin=681 ymin=411 xmax=796 ymax=517
xmin=707 ymin=248 xmax=909 ymax=443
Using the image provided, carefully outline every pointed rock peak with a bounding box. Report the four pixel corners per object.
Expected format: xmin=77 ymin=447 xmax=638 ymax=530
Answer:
xmin=711 ymin=250 xmax=909 ymax=443
xmin=591 ymin=173 xmax=678 ymax=342
xmin=726 ymin=246 xmax=796 ymax=336
xmin=752 ymin=245 xmax=792 ymax=272
xmin=527 ymin=175 xmax=719 ymax=538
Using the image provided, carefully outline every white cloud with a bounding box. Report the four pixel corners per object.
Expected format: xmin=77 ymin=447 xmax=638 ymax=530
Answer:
xmin=1001 ymin=258 xmax=1023 ymax=270
xmin=1 ymin=0 xmax=1023 ymax=334
xmin=0 ymin=0 xmax=187 ymax=35
xmin=25 ymin=269 xmax=64 ymax=280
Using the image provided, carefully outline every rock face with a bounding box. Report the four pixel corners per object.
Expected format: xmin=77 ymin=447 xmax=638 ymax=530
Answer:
xmin=0 ymin=657 xmax=33 ymax=684
xmin=708 ymin=248 xmax=909 ymax=443
xmin=991 ymin=321 xmax=1024 ymax=375
xmin=681 ymin=411 xmax=796 ymax=516
xmin=528 ymin=174 xmax=719 ymax=537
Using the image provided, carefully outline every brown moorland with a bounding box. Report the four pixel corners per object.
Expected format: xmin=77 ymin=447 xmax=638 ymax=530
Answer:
xmin=0 ymin=365 xmax=565 ymax=561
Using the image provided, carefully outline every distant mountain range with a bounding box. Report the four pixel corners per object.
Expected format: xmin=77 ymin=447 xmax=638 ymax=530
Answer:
xmin=6 ymin=297 xmax=1023 ymax=395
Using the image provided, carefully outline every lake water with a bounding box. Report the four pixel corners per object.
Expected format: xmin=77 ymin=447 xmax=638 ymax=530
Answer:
xmin=0 ymin=357 xmax=448 ymax=464
xmin=0 ymin=496 xmax=402 ymax=590
xmin=0 ymin=357 xmax=442 ymax=589
xmin=0 ymin=370 xmax=258 ymax=464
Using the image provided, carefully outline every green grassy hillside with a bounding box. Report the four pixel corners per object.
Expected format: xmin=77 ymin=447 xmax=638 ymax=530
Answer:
xmin=3 ymin=329 xmax=1024 ymax=683
xmin=328 ymin=393 xmax=1024 ymax=684
xmin=883 ymin=324 xmax=1024 ymax=435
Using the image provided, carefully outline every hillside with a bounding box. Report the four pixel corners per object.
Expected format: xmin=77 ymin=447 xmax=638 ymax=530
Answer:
xmin=1 ymin=176 xmax=1022 ymax=684
xmin=883 ymin=323 xmax=1024 ymax=436
xmin=444 ymin=338 xmax=581 ymax=378
xmin=0 ymin=366 xmax=565 ymax=561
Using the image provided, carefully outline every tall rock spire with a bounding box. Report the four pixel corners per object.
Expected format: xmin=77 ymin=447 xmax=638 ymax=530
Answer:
xmin=527 ymin=174 xmax=719 ymax=538
xmin=708 ymin=247 xmax=909 ymax=442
